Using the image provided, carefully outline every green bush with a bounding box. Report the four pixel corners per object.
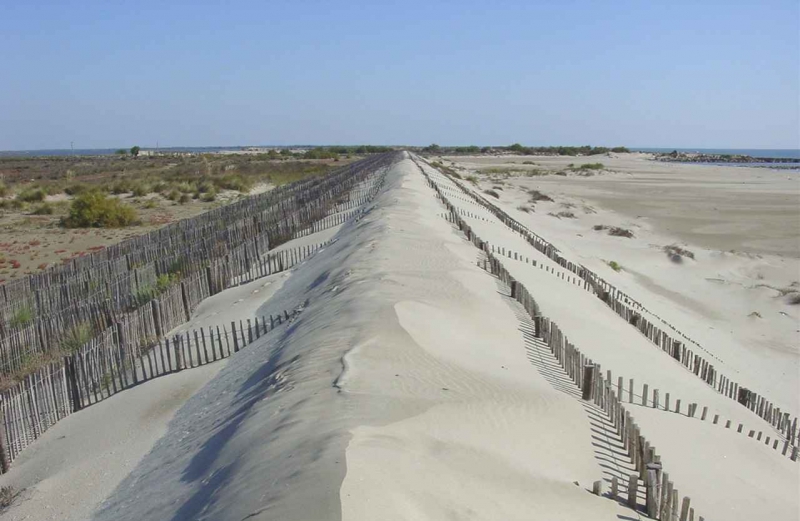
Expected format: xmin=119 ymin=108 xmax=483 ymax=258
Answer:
xmin=156 ymin=273 xmax=178 ymax=292
xmin=111 ymin=180 xmax=133 ymax=194
xmin=221 ymin=175 xmax=253 ymax=192
xmin=9 ymin=305 xmax=33 ymax=328
xmin=61 ymin=323 xmax=93 ymax=352
xmin=132 ymin=286 xmax=156 ymax=307
xmin=31 ymin=203 xmax=54 ymax=215
xmin=63 ymin=192 xmax=139 ymax=228
xmin=130 ymin=182 xmax=151 ymax=197
xmin=200 ymin=189 xmax=217 ymax=202
xmin=0 ymin=181 xmax=9 ymax=198
xmin=17 ymin=187 xmax=46 ymax=202
xmin=178 ymin=193 xmax=191 ymax=204
xmin=64 ymin=183 xmax=89 ymax=196
xmin=578 ymin=163 xmax=604 ymax=170
xmin=608 ymin=260 xmax=623 ymax=272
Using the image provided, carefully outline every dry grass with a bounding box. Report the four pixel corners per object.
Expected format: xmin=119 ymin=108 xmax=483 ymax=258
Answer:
xmin=528 ymin=190 xmax=553 ymax=202
xmin=664 ymin=244 xmax=695 ymax=262
xmin=0 ymin=486 xmax=16 ymax=509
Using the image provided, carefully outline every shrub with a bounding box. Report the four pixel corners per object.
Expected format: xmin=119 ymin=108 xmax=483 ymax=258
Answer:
xmin=0 ymin=485 xmax=15 ymax=508
xmin=608 ymin=261 xmax=622 ymax=272
xmin=63 ymin=192 xmax=139 ymax=228
xmin=593 ymin=224 xmax=607 ymax=231
xmin=465 ymin=175 xmax=478 ymax=184
xmin=578 ymin=163 xmax=604 ymax=170
xmin=9 ymin=305 xmax=33 ymax=328
xmin=166 ymin=189 xmax=181 ymax=201
xmin=61 ymin=323 xmax=93 ymax=352
xmin=492 ymin=185 xmax=504 ymax=191
xmin=178 ymin=194 xmax=191 ymax=204
xmin=484 ymin=189 xmax=500 ymax=198
xmin=64 ymin=183 xmax=89 ymax=196
xmin=142 ymin=199 xmax=158 ymax=209
xmin=215 ymin=174 xmax=253 ymax=193
xmin=788 ymin=293 xmax=800 ymax=305
xmin=132 ymin=286 xmax=156 ymax=307
xmin=663 ymin=244 xmax=695 ymax=261
xmin=550 ymin=211 xmax=576 ymax=219
xmin=31 ymin=202 xmax=54 ymax=215
xmin=130 ymin=182 xmax=150 ymax=197
xmin=608 ymin=227 xmax=634 ymax=238
xmin=111 ymin=180 xmax=133 ymax=194
xmin=517 ymin=205 xmax=532 ymax=213
xmin=528 ymin=190 xmax=553 ymax=202
xmin=156 ymin=273 xmax=178 ymax=292
xmin=0 ymin=181 xmax=8 ymax=198
xmin=200 ymin=190 xmax=217 ymax=202
xmin=17 ymin=187 xmax=46 ymax=202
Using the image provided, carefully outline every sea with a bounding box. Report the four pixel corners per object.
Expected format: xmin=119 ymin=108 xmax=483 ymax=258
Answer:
xmin=632 ymin=148 xmax=800 ymax=160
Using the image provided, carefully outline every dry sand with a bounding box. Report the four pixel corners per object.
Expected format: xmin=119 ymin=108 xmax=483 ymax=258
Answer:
xmin=0 ymin=153 xmax=796 ymax=520
xmin=445 ymin=154 xmax=800 ymax=409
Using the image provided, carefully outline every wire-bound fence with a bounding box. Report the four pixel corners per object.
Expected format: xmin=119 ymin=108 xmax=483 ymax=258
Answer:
xmin=0 ymin=152 xmax=395 ymax=473
xmin=418 ymin=158 xmax=710 ymax=520
xmin=416 ymin=156 xmax=798 ymax=450
xmin=0 ymin=153 xmax=399 ymax=375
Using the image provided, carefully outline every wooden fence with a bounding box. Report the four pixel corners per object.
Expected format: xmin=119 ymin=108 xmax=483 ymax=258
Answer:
xmin=418 ymin=156 xmax=755 ymax=520
xmin=0 ymin=154 xmax=393 ymax=473
xmin=417 ymin=156 xmax=798 ymax=450
xmin=0 ymin=153 xmax=399 ymax=375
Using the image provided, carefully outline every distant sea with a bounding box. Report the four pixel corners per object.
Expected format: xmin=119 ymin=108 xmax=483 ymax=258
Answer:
xmin=632 ymin=148 xmax=800 ymax=160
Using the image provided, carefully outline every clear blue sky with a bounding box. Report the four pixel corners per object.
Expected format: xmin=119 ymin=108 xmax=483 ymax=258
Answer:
xmin=1 ymin=0 xmax=798 ymax=150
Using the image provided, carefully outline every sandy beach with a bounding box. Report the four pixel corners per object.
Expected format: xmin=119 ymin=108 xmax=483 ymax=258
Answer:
xmin=0 ymin=153 xmax=797 ymax=520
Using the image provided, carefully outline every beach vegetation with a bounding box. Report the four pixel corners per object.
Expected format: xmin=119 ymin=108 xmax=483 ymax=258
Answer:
xmin=664 ymin=244 xmax=695 ymax=262
xmin=608 ymin=260 xmax=623 ymax=272
xmin=577 ymin=163 xmax=604 ymax=170
xmin=63 ymin=192 xmax=139 ymax=228
xmin=130 ymin=146 xmax=141 ymax=157
xmin=9 ymin=305 xmax=33 ymax=328
xmin=30 ymin=202 xmax=55 ymax=215
xmin=484 ymin=189 xmax=500 ymax=198
xmin=17 ymin=187 xmax=46 ymax=203
xmin=0 ymin=485 xmax=16 ymax=508
xmin=528 ymin=190 xmax=553 ymax=202
xmin=61 ymin=323 xmax=93 ymax=352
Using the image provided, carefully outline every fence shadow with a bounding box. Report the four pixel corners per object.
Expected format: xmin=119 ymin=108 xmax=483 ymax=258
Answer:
xmin=494 ymin=278 xmax=643 ymax=506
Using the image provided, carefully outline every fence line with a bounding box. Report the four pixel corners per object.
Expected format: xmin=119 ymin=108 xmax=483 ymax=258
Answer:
xmin=418 ymin=156 xmax=797 ymax=449
xmin=419 ymin=156 xmax=712 ymax=520
xmin=0 ymin=153 xmax=398 ymax=374
xmin=0 ymin=154 xmax=393 ymax=473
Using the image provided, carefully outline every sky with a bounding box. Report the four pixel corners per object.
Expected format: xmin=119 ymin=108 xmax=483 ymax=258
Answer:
xmin=1 ymin=0 xmax=798 ymax=150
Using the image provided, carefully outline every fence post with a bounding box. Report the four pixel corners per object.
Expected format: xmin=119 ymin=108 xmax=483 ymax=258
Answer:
xmin=65 ymin=355 xmax=82 ymax=412
xmin=232 ymin=322 xmax=240 ymax=352
xmin=0 ymin=401 xmax=10 ymax=473
xmin=627 ymin=473 xmax=638 ymax=508
xmin=582 ymin=364 xmax=595 ymax=401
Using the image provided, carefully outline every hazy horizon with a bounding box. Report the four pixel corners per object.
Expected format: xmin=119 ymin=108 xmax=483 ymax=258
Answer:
xmin=2 ymin=1 xmax=797 ymax=150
